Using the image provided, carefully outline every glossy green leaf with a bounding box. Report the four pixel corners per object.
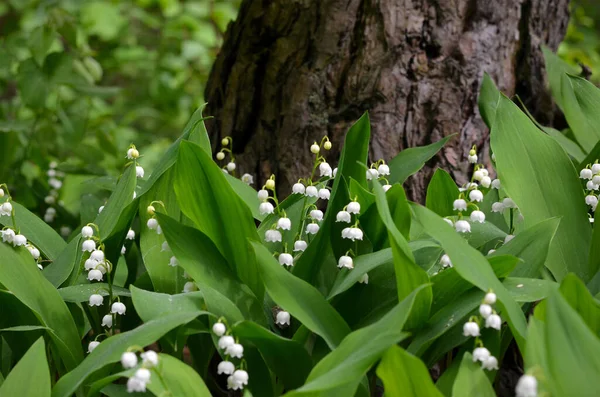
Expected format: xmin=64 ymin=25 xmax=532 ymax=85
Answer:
xmin=233 ymin=321 xmax=312 ymax=390
xmin=51 ymin=311 xmax=202 ymax=397
xmin=286 ymin=286 xmax=425 ymax=396
xmin=42 ymin=236 xmax=82 ymax=287
xmin=425 ymin=169 xmax=460 ymax=217
xmin=175 ymin=140 xmax=263 ymax=300
xmin=490 ymin=93 xmax=592 ymax=281
xmin=559 ymin=274 xmax=600 ymax=335
xmin=146 ymin=354 xmax=211 ymax=397
xmin=545 ymin=127 xmax=586 ymax=162
xmin=0 ymin=338 xmax=50 ymax=397
xmin=451 ymin=352 xmax=495 ymax=397
xmin=0 ymin=202 xmax=65 ymax=261
xmin=411 ymin=203 xmax=527 ymax=349
xmin=377 ymin=345 xmax=443 ymax=397
xmin=0 ymin=243 xmax=83 ymax=370
xmin=388 ymin=135 xmax=455 ymax=185
xmin=478 ymin=73 xmax=500 ymax=128
xmin=542 ymin=47 xmax=581 ymax=112
xmin=561 ymin=73 xmax=600 ymax=149
xmin=58 ymin=284 xmax=131 ymax=303
xmin=130 ymin=286 xmax=208 ymax=322
xmin=252 ymin=242 xmax=350 ymax=349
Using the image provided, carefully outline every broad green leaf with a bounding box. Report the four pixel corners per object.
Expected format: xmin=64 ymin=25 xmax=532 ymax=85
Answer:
xmin=411 ymin=203 xmax=528 ymax=349
xmin=0 ymin=243 xmax=83 ymax=370
xmin=28 ymin=26 xmax=56 ymax=66
xmin=478 ymin=73 xmax=500 ymax=128
xmin=503 ymin=277 xmax=558 ymax=302
xmin=175 ymin=141 xmax=263 ymax=300
xmin=294 ymin=113 xmax=371 ymax=285
xmin=373 ymin=181 xmax=431 ymax=328
xmin=157 ymin=213 xmax=264 ymax=323
xmin=286 ymin=286 xmax=425 ymax=396
xmin=491 ymin=218 xmax=560 ymax=278
xmin=233 ymin=321 xmax=312 ymax=390
xmin=559 ymin=274 xmax=600 ymax=335
xmin=328 ymin=248 xmax=393 ymax=299
xmin=388 ymin=135 xmax=456 ymax=185
xmin=58 ymin=284 xmax=131 ymax=303
xmin=377 ymin=345 xmax=443 ymax=397
xmin=425 ymin=169 xmax=460 ymax=217
xmin=130 ymin=286 xmax=208 ymax=322
xmin=51 ymin=311 xmax=202 ymax=397
xmin=145 ymin=354 xmax=211 ymax=397
xmin=252 ymin=242 xmax=351 ymax=349
xmin=490 ymin=93 xmax=592 ymax=281
xmin=544 ymin=290 xmax=600 ymax=397
xmin=463 ymin=220 xmax=506 ymax=249
xmin=0 ymin=338 xmax=50 ymax=397
xmin=42 ymin=236 xmax=82 ymax=287
xmin=542 ymin=47 xmax=581 ymax=112
xmin=451 ymin=353 xmax=495 ymax=397
xmin=0 ymin=202 xmax=65 ymax=261
xmin=561 ymin=74 xmax=600 ymax=149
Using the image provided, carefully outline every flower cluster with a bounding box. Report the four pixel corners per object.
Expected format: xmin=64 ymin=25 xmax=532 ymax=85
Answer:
xmin=215 ymin=136 xmax=242 ymax=177
xmin=580 ymin=161 xmax=600 ymax=219
xmin=213 ymin=321 xmax=249 ymax=391
xmin=365 ymin=160 xmax=392 ymax=191
xmin=120 ymin=348 xmax=159 ymax=393
xmin=82 ymin=224 xmax=112 ymax=282
xmin=462 ymin=291 xmax=502 ymax=371
xmin=335 ymin=200 xmax=363 ymax=270
xmin=44 ymin=161 xmax=67 ymax=227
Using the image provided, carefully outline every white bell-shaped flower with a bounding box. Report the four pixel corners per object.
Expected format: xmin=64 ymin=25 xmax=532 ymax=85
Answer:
xmin=277 ymin=217 xmax=291 ymax=230
xmin=318 ymin=188 xmax=330 ymax=200
xmin=82 ymin=239 xmax=96 ymax=252
xmin=266 ymin=179 xmax=276 ymax=190
xmin=81 ymin=226 xmax=94 ymax=238
xmin=84 ymin=258 xmax=98 ymax=271
xmin=183 ymin=281 xmax=197 ymax=293
xmin=473 ymin=170 xmax=485 ymax=181
xmin=480 ymin=176 xmax=491 ymax=188
xmin=491 ymin=179 xmax=501 ymax=189
xmin=278 ymin=253 xmax=294 ymax=267
xmin=455 ymin=220 xmax=471 ymax=233
xmin=292 ymin=183 xmax=305 ymax=194
xmin=463 ymin=321 xmax=480 ymax=337
xmin=366 ymin=168 xmax=379 ymax=180
xmin=226 ymin=162 xmax=236 ymax=172
xmin=336 ymin=211 xmax=351 ymax=223
xmin=310 ymin=143 xmax=320 ymax=154
xmin=319 ymin=162 xmax=333 ymax=177
xmin=516 ymin=374 xmax=538 ymax=397
xmin=593 ymin=175 xmax=600 ymax=185
xmin=13 ymin=234 xmax=27 ymax=247
xmin=592 ymin=163 xmax=600 ymax=174
xmin=121 ymin=352 xmax=138 ymax=369
xmin=265 ymin=229 xmax=282 ymax=242
xmin=502 ymin=197 xmax=517 ymax=208
xmin=453 ymin=199 xmax=467 ymax=211
xmin=276 ymin=311 xmax=291 ymax=326
xmin=310 ymin=209 xmax=323 ymax=221
xmin=351 ymin=227 xmax=364 ymax=241
xmin=126 ymin=377 xmax=146 ymax=393
xmin=293 ymin=240 xmax=307 ymax=252
xmin=347 ymin=201 xmax=361 ymax=214
xmin=468 ymin=153 xmax=478 ymax=163
xmin=111 ymin=302 xmax=126 ymax=315
xmin=491 ymin=202 xmax=505 ymax=213
xmin=126 ymin=229 xmax=135 ymax=240
xmin=338 ymin=255 xmax=353 ymax=269
xmin=89 ymin=294 xmax=103 ymax=307
xmin=440 ymin=254 xmax=452 ymax=268
xmin=241 ymin=173 xmax=254 ymax=184
xmin=504 ymin=234 xmax=515 ymax=244
xmin=259 ymin=202 xmax=275 ymax=215
xmin=479 ymin=304 xmax=492 ymax=318
xmin=469 ymin=189 xmax=484 ymax=202
xmin=472 ymin=347 xmax=490 ymax=362
xmin=88 ymin=341 xmax=100 ymax=353
xmin=470 ymin=210 xmax=485 ymax=223
xmin=227 ymin=375 xmax=239 ymax=390
xmin=485 ymin=313 xmax=502 ymax=330
xmin=101 ymin=314 xmax=113 ymax=328
xmin=383 ymin=184 xmax=392 ymax=192
xmin=141 ymin=350 xmax=159 ymax=367
xmin=0 ymin=201 xmax=12 ymax=217
xmin=226 ymin=343 xmax=244 ymax=358
xmin=218 ymin=335 xmax=235 ymax=350
xmin=212 ymin=322 xmax=226 ymax=336
xmin=135 ymin=166 xmax=144 ymax=178
xmin=90 ymin=249 xmax=105 ymax=262
xmin=147 ymin=218 xmax=158 ymax=230
xmin=483 ymin=292 xmax=497 ymax=305
xmin=587 ymin=181 xmax=599 ymax=191
xmin=341 ymin=227 xmax=352 ymax=239
xmin=580 ymin=168 xmax=593 ymax=179
xmin=306 ymin=223 xmax=320 ymax=235
xmin=378 ymin=164 xmax=390 ymax=176
xmin=585 ymin=195 xmax=598 ymax=209
xmin=161 ymin=241 xmax=170 ymax=252
xmin=257 ymin=189 xmax=269 ymax=201
xmin=358 ymin=273 xmax=369 ymax=284
xmin=1 ymin=229 xmax=15 ymax=243
xmin=169 ymin=256 xmax=178 ymax=267
xmin=126 ymin=148 xmax=140 ymax=160
xmin=305 ymin=186 xmax=318 ymax=197
xmin=218 ymin=361 xmax=235 ymax=375
xmin=28 ymin=246 xmax=40 ymax=260
xmin=88 ymin=269 xmax=103 ymax=281
xmin=482 ymin=356 xmax=499 ymax=371
xmin=134 ymin=368 xmax=151 ymax=383
xmin=233 ymin=370 xmax=249 ymax=387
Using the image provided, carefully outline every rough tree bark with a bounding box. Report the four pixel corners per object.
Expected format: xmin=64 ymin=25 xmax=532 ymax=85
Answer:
xmin=204 ymin=0 xmax=569 ymax=202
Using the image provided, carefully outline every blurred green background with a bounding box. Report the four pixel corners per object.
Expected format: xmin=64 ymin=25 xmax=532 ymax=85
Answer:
xmin=0 ymin=0 xmax=598 ymax=234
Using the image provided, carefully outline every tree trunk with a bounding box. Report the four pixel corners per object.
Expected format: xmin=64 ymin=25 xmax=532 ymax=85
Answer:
xmin=204 ymin=0 xmax=569 ymax=202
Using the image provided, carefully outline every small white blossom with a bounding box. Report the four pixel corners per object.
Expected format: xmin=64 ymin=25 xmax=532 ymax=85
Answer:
xmin=121 ymin=352 xmax=138 ymax=369
xmin=134 ymin=368 xmax=151 ymax=384
xmin=241 ymin=173 xmax=254 ymax=184
xmin=126 ymin=229 xmax=135 ymax=240
xmin=580 ymin=169 xmax=593 ymax=180
xmin=319 ymin=162 xmax=333 ymax=177
xmin=278 ymin=253 xmax=294 ymax=267
xmin=378 ymin=164 xmax=390 ymax=176
xmin=216 ymin=152 xmax=225 ymax=160
xmin=227 ymin=375 xmax=238 ymax=390
xmin=453 ymin=199 xmax=467 ymax=211
xmin=84 ymin=258 xmax=98 ymax=271
xmin=136 ymin=166 xmax=144 ymax=178
xmin=491 ymin=202 xmax=505 ymax=213
xmin=265 ymin=229 xmax=282 ymax=242
xmin=485 ymin=314 xmax=502 ymax=330
xmin=482 ymin=356 xmax=499 ymax=371
xmin=226 ymin=343 xmax=244 ymax=359
xmin=470 ymin=210 xmax=485 ymax=223
xmin=358 ymin=273 xmax=369 ymax=284
xmin=479 ymin=304 xmax=492 ymax=318
xmin=383 ymin=184 xmax=392 ymax=192
xmin=585 ymin=195 xmax=598 ymax=210
xmin=141 ymin=350 xmax=159 ymax=367
xmin=257 ymin=189 xmax=269 ymax=201
xmin=81 ymin=226 xmax=94 ymax=238
xmin=338 ymin=255 xmax=353 ymax=269
xmin=469 ymin=189 xmax=484 ymax=202
xmin=336 ymin=211 xmax=351 ymax=223
xmin=342 ymin=227 xmax=363 ymax=241
xmin=277 ymin=217 xmax=292 ymax=230
xmin=366 ymin=168 xmax=379 ymax=180
xmin=169 ymin=256 xmax=178 ymax=267
xmin=310 ymin=209 xmax=324 ymax=221
xmin=592 ymin=163 xmax=600 ymax=174
xmin=0 ymin=188 xmax=4 ymax=197
xmin=484 ymin=292 xmax=497 ymax=305
xmin=310 ymin=143 xmax=320 ymax=154
xmin=259 ymin=202 xmax=275 ymax=215
xmin=440 ymin=254 xmax=452 ymax=268
xmin=306 ymin=223 xmax=320 ymax=235
xmin=88 ymin=269 xmax=103 ymax=282
xmin=468 ymin=152 xmax=478 ymax=164
xmin=89 ymin=294 xmax=103 ymax=307
xmin=213 ymin=322 xmax=226 ymax=336
xmin=318 ymin=188 xmax=330 ymax=200
xmin=127 ymin=377 xmax=146 ymax=393
xmin=455 ymin=220 xmax=471 ymax=233
xmin=305 ymin=186 xmax=318 ymax=197
xmin=347 ymin=201 xmax=361 ymax=214
xmin=183 ymin=281 xmax=197 ymax=293
xmin=276 ymin=311 xmax=291 ymax=326
xmin=1 ymin=229 xmax=15 ymax=243
xmin=472 ymin=347 xmax=490 ymax=362
xmin=587 ymin=181 xmax=599 ymax=191
xmin=491 ymin=179 xmax=501 ymax=189
xmin=44 ymin=213 xmax=55 ymax=223
xmin=126 ymin=148 xmax=140 ymax=160
xmin=226 ymin=162 xmax=236 ymax=172
xmin=265 ymin=179 xmax=275 ymax=190
xmin=487 ymin=249 xmax=496 ymax=255
xmin=292 ymin=183 xmax=305 ymax=194
xmin=516 ymin=375 xmax=538 ymax=397
xmin=161 ymin=241 xmax=170 ymax=252
xmin=218 ymin=335 xmax=235 ymax=350
xmin=481 ymin=176 xmax=491 ymax=188
xmin=218 ymin=361 xmax=235 ymax=375
xmin=463 ymin=321 xmax=480 ymax=337
xmin=593 ymin=175 xmax=600 ymax=185
xmin=101 ymin=314 xmax=112 ymax=328
xmin=147 ymin=218 xmax=158 ymax=230
xmin=28 ymin=245 xmax=40 ymax=260
xmin=111 ymin=302 xmax=126 ymax=315
xmin=473 ymin=170 xmax=485 ymax=181
xmin=294 ymin=240 xmax=307 ymax=252
xmin=502 ymin=197 xmax=517 ymax=208
xmin=0 ymin=201 xmax=13 ymax=217
xmin=504 ymin=234 xmax=515 ymax=244
xmin=90 ymin=249 xmax=105 ymax=262
xmin=324 ymin=141 xmax=332 ymax=150
xmin=48 ymin=178 xmax=62 ymax=190
xmin=98 ymin=205 xmax=104 ymax=214
xmin=44 ymin=195 xmax=56 ymax=205
xmin=13 ymin=234 xmax=27 ymax=247
xmin=88 ymin=341 xmax=100 ymax=353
